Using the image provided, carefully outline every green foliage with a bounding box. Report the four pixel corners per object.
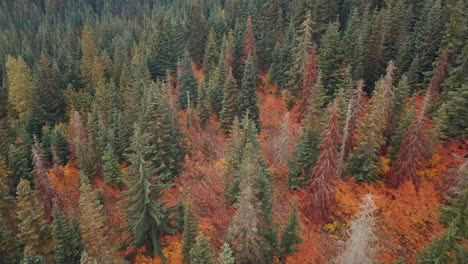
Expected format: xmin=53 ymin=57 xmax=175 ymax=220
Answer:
xmin=189 ymin=234 xmax=215 ymax=264
xmin=279 ymin=203 xmax=302 ymax=261
xmin=218 ymin=243 xmax=235 ymax=264
xmin=198 ymin=81 xmax=212 ymax=129
xmin=182 ymin=204 xmax=198 ymax=263
xmin=102 ymin=142 xmax=124 ymax=188
xmin=0 ymin=177 xmax=20 ymax=263
xmin=118 ymin=124 xmax=178 ymax=260
xmin=177 ymin=52 xmax=198 ymax=110
xmin=52 ymin=202 xmax=83 ymax=264
xmin=238 ymin=55 xmax=260 ymax=129
xmin=8 ymin=140 xmax=33 ymax=195
xmin=219 ymin=71 xmax=239 ymax=134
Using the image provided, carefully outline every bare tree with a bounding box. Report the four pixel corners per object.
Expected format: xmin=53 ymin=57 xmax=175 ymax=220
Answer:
xmin=337 ymin=194 xmax=378 ymax=264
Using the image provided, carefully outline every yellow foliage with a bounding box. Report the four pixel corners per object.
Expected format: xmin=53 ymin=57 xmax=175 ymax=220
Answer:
xmin=135 ymin=242 xmax=183 ymax=264
xmin=417 ymin=153 xmax=444 ymax=181
xmin=377 ymin=156 xmax=391 ymax=176
xmin=6 ymin=56 xmax=36 ymax=120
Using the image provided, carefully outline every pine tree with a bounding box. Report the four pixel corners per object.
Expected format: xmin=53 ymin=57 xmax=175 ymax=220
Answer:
xmin=118 ymin=124 xmax=178 ymax=260
xmin=242 ymin=16 xmax=257 ymax=60
xmin=279 ymin=203 xmax=302 ymax=262
xmin=287 ymin=11 xmax=315 ymax=95
xmin=389 ymin=97 xmax=416 ymax=160
xmin=238 ymin=55 xmax=260 ymax=129
xmin=79 ymin=175 xmax=122 ymax=264
xmin=6 ymin=56 xmax=36 ymax=121
xmin=182 ymin=203 xmax=199 ymax=264
xmin=189 ymin=234 xmax=215 ymax=264
xmin=52 ymin=202 xmax=82 ymax=264
xmin=177 ymin=52 xmax=198 ymax=109
xmin=218 ymin=243 xmax=235 ymax=264
xmin=288 ymin=77 xmax=324 ymax=189
xmin=269 ymin=21 xmax=294 ymax=89
xmin=301 ymin=104 xmax=341 ymax=223
xmin=102 ymin=142 xmax=124 ymax=187
xmin=318 ymin=22 xmax=344 ymax=101
xmin=0 ymin=176 xmax=20 ymax=263
xmin=203 ymin=29 xmax=219 ymax=75
xmin=343 ymin=8 xmax=364 ymax=80
xmin=8 ymin=141 xmax=33 ymax=195
xmin=219 ymin=70 xmax=239 ymax=134
xmin=16 ymin=179 xmax=52 ymax=256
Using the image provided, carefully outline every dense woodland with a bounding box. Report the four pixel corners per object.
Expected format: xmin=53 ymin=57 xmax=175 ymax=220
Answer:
xmin=0 ymin=0 xmax=467 ymax=263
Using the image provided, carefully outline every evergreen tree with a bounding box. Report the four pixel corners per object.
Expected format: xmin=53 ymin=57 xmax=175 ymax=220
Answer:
xmin=52 ymin=202 xmax=82 ymax=264
xmin=182 ymin=203 xmax=199 ymax=264
xmin=218 ymin=243 xmax=235 ymax=264
xmin=288 ymin=77 xmax=324 ymax=189
xmin=242 ymin=16 xmax=257 ymax=60
xmin=287 ymin=11 xmax=315 ymax=95
xmin=102 ymin=142 xmax=124 ymax=187
xmin=238 ymin=55 xmax=260 ymax=129
xmin=279 ymin=203 xmax=302 ymax=262
xmin=269 ymin=21 xmax=294 ymax=89
xmin=0 ymin=176 xmax=20 ymax=263
xmin=389 ymin=97 xmax=416 ymax=160
xmin=16 ymin=179 xmax=52 ymax=256
xmin=301 ymin=104 xmax=341 ymax=223
xmin=79 ymin=175 xmax=122 ymax=264
xmin=189 ymin=234 xmax=215 ymax=264
xmin=20 ymin=247 xmax=44 ymax=264
xmin=318 ymin=22 xmax=344 ymax=101
xmin=177 ymin=52 xmax=198 ymax=110
xmin=298 ymin=50 xmax=319 ymax=121
xmin=203 ymin=29 xmax=219 ymax=75
xmin=198 ymin=81 xmax=211 ymax=129
xmin=8 ymin=141 xmax=33 ymax=195
xmin=118 ymin=124 xmax=178 ymax=260
xmin=219 ymin=70 xmax=239 ymax=134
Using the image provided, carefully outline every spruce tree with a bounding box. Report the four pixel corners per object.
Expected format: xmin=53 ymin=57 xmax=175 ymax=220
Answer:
xmin=182 ymin=203 xmax=199 ymax=264
xmin=279 ymin=203 xmax=302 ymax=262
xmin=238 ymin=55 xmax=260 ymax=129
xmin=0 ymin=176 xmax=20 ymax=263
xmin=118 ymin=124 xmax=178 ymax=260
xmin=16 ymin=179 xmax=52 ymax=256
xmin=52 ymin=202 xmax=82 ymax=264
xmin=318 ymin=22 xmax=344 ymax=101
xmin=189 ymin=234 xmax=215 ymax=264
xmin=177 ymin=52 xmax=198 ymax=109
xmin=219 ymin=70 xmax=239 ymax=134
xmin=202 ymin=29 xmax=218 ymax=75
xmin=8 ymin=141 xmax=33 ymax=195
xmin=198 ymin=81 xmax=212 ymax=129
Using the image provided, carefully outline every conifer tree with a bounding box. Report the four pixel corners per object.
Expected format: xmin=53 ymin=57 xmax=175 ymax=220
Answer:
xmin=242 ymin=16 xmax=257 ymax=60
xmin=52 ymin=202 xmax=82 ymax=264
xmin=238 ymin=55 xmax=260 ymax=129
xmin=288 ymin=77 xmax=324 ymax=189
xmin=6 ymin=56 xmax=36 ymax=121
xmin=182 ymin=203 xmax=199 ymax=264
xmin=219 ymin=70 xmax=239 ymax=134
xmin=16 ymin=179 xmax=52 ymax=256
xmin=218 ymin=243 xmax=235 ymax=264
xmin=20 ymin=247 xmax=44 ymax=264
xmin=279 ymin=203 xmax=302 ymax=262
xmin=389 ymin=97 xmax=416 ymax=160
xmin=209 ymin=64 xmax=226 ymax=117
xmin=287 ymin=11 xmax=315 ymax=95
xmin=178 ymin=52 xmax=198 ymax=109
xmin=198 ymin=81 xmax=211 ymax=129
xmin=318 ymin=22 xmax=344 ymax=101
xmin=0 ymin=176 xmax=20 ymax=263
xmin=203 ymin=29 xmax=218 ymax=75
xmin=79 ymin=175 xmax=122 ymax=264
xmin=343 ymin=8 xmax=364 ymax=80
xmin=102 ymin=142 xmax=124 ymax=188
xmin=118 ymin=124 xmax=178 ymax=260
xmin=301 ymin=104 xmax=341 ymax=223
xmin=8 ymin=141 xmax=33 ymax=195
xmin=189 ymin=234 xmax=215 ymax=264
xmin=298 ymin=50 xmax=318 ymax=120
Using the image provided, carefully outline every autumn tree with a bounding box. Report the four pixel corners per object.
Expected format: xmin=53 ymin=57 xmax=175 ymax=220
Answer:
xmin=242 ymin=16 xmax=257 ymax=60
xmin=6 ymin=56 xmax=36 ymax=121
xmin=301 ymin=104 xmax=341 ymax=223
xmin=298 ymin=50 xmax=319 ymax=120
xmin=16 ymin=179 xmax=52 ymax=256
xmin=118 ymin=124 xmax=178 ymax=260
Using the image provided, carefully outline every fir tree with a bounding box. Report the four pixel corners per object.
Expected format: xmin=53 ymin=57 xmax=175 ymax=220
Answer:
xmin=203 ymin=29 xmax=219 ymax=75
xmin=218 ymin=243 xmax=235 ymax=264
xmin=0 ymin=176 xmax=20 ymax=263
xmin=219 ymin=70 xmax=239 ymax=134
xmin=318 ymin=22 xmax=344 ymax=101
xmin=287 ymin=11 xmax=315 ymax=95
xmin=198 ymin=81 xmax=211 ymax=129
xmin=279 ymin=203 xmax=302 ymax=262
xmin=301 ymin=104 xmax=341 ymax=223
xmin=16 ymin=179 xmax=52 ymax=256
xmin=189 ymin=234 xmax=215 ymax=264
xmin=177 ymin=52 xmax=198 ymax=109
xmin=182 ymin=203 xmax=199 ymax=264
xmin=52 ymin=202 xmax=82 ymax=264
xmin=102 ymin=142 xmax=124 ymax=187
xmin=118 ymin=124 xmax=178 ymax=261
xmin=8 ymin=141 xmax=33 ymax=195
xmin=238 ymin=55 xmax=260 ymax=129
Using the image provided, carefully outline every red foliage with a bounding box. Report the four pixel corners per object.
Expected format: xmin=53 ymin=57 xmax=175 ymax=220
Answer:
xmin=242 ymin=16 xmax=257 ymax=60
xmin=297 ymin=50 xmax=318 ymax=121
xmin=301 ymin=105 xmax=341 ymax=223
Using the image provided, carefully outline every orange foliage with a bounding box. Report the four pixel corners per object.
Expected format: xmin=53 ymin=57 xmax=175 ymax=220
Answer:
xmin=134 ymin=241 xmax=183 ymax=264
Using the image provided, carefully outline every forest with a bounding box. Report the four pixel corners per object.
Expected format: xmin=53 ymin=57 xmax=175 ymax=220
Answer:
xmin=0 ymin=0 xmax=466 ymax=263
